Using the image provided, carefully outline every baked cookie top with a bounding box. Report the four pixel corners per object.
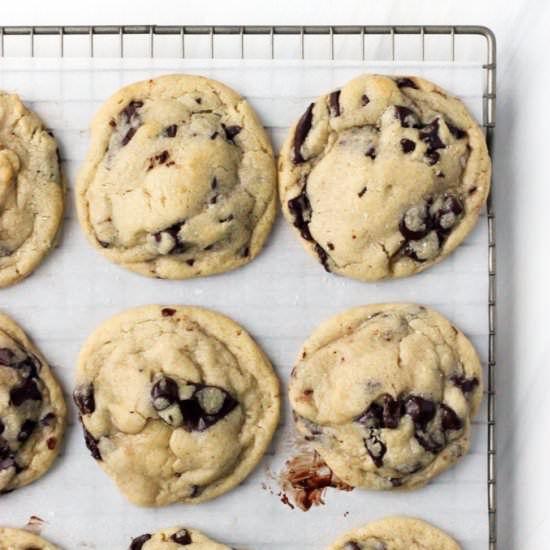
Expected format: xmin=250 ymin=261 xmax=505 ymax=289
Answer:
xmin=279 ymin=74 xmax=491 ymax=281
xmin=289 ymin=303 xmax=482 ymax=490
xmin=0 ymin=312 xmax=66 ymax=494
xmin=76 ymin=74 xmax=276 ymax=279
xmin=326 ymin=517 xmax=461 ymax=550
xmin=0 ymin=528 xmax=61 ymax=550
xmin=0 ymin=93 xmax=64 ymax=288
xmin=74 ymin=305 xmax=280 ymax=506
xmin=129 ymin=527 xmax=233 ymax=550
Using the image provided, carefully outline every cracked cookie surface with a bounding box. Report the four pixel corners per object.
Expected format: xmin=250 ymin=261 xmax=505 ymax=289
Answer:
xmin=279 ymin=74 xmax=491 ymax=281
xmin=129 ymin=526 xmax=234 ymax=550
xmin=0 ymin=93 xmax=64 ymax=288
xmin=0 ymin=312 xmax=66 ymax=494
xmin=289 ymin=303 xmax=482 ymax=490
xmin=0 ymin=528 xmax=61 ymax=550
xmin=326 ymin=517 xmax=461 ymax=550
xmin=76 ymin=74 xmax=277 ymax=279
xmin=74 ymin=305 xmax=280 ymax=506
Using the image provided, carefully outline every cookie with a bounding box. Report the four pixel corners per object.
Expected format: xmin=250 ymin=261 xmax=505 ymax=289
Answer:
xmin=0 ymin=528 xmax=60 ymax=550
xmin=289 ymin=303 xmax=482 ymax=490
xmin=0 ymin=92 xmax=64 ymax=288
xmin=279 ymin=74 xmax=491 ymax=281
xmin=0 ymin=312 xmax=66 ymax=494
xmin=76 ymin=74 xmax=277 ymax=279
xmin=326 ymin=517 xmax=460 ymax=549
xmin=74 ymin=305 xmax=280 ymax=506
xmin=129 ymin=527 xmax=233 ymax=549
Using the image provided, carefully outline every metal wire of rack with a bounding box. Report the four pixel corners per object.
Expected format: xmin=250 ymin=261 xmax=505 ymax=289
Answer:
xmin=0 ymin=24 xmax=496 ymax=550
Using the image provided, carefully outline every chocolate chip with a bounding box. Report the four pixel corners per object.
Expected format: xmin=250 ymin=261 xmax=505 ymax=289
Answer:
xmin=343 ymin=542 xmax=362 ymax=550
xmin=189 ymin=484 xmax=201 ymax=497
xmin=83 ymin=428 xmax=102 ymax=460
xmin=156 ymin=150 xmax=169 ymax=164
xmin=41 ymin=413 xmax=56 ymax=426
xmin=240 ymin=246 xmax=250 ymax=258
xmin=364 ymin=430 xmax=386 ymax=467
xmin=431 ymin=195 xmax=463 ymax=235
xmin=109 ymin=119 xmax=116 ymax=128
xmin=327 ymin=242 xmax=335 ymax=251
xmin=358 ymin=187 xmax=367 ymax=198
xmin=404 ymin=395 xmax=436 ymax=426
xmin=129 ymin=534 xmax=152 ymax=550
xmin=209 ymin=194 xmax=219 ymax=205
xmin=98 ymin=239 xmax=111 ymax=249
xmin=186 ymin=259 xmax=195 ymax=266
xmin=399 ymin=203 xmax=432 ymax=241
xmin=395 ymin=106 xmax=420 ymax=128
xmin=73 ymin=384 xmax=95 ymax=416
xmin=361 ymin=94 xmax=370 ymax=106
xmin=329 ymin=90 xmax=341 ymax=117
xmin=447 ymin=122 xmax=467 ymax=140
xmin=450 ymin=375 xmax=479 ymax=394
xmin=222 ymin=124 xmax=242 ymax=141
xmin=382 ymin=394 xmax=403 ymax=429
xmin=171 ymin=529 xmax=192 ymax=545
xmin=0 ymin=348 xmax=15 ymax=366
xmin=365 ymin=147 xmax=376 ymax=159
xmin=400 ymin=138 xmax=416 ymax=153
xmin=440 ymin=404 xmax=462 ymax=431
xmin=420 ymin=119 xmax=445 ymax=152
xmin=425 ymin=150 xmax=440 ymax=165
xmin=17 ymin=420 xmax=37 ymax=444
xmin=287 ymin=189 xmax=313 ymax=241
xmin=163 ymin=124 xmax=177 ymax=138
xmin=47 ymin=437 xmax=57 ymax=450
xmin=395 ymin=77 xmax=418 ymax=89
xmin=0 ymin=420 xmax=4 ymax=434
xmin=219 ymin=214 xmax=234 ymax=223
xmin=390 ymin=478 xmax=403 ymax=487
xmin=293 ymin=103 xmax=314 ymax=164
xmin=211 ymin=177 xmax=218 ymax=190
xmin=151 ymin=376 xmax=180 ymax=411
xmin=10 ymin=379 xmax=41 ymax=406
xmin=121 ymin=100 xmax=143 ymax=123
xmin=121 ymin=127 xmax=137 ymax=146
xmin=161 ymin=308 xmax=176 ymax=317
xmin=415 ymin=429 xmax=445 ymax=453
xmin=354 ymin=401 xmax=383 ymax=428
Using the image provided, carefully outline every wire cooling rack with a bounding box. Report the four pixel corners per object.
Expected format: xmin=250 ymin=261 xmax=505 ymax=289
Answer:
xmin=0 ymin=25 xmax=496 ymax=549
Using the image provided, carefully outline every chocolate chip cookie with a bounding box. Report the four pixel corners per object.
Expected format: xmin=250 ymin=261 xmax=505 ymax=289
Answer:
xmin=0 ymin=528 xmax=61 ymax=550
xmin=76 ymin=74 xmax=277 ymax=279
xmin=0 ymin=312 xmax=66 ymax=494
xmin=129 ymin=527 xmax=233 ymax=549
xmin=326 ymin=517 xmax=460 ymax=550
xmin=279 ymin=74 xmax=491 ymax=281
xmin=0 ymin=92 xmax=64 ymax=288
xmin=74 ymin=305 xmax=280 ymax=506
xmin=289 ymin=303 xmax=482 ymax=490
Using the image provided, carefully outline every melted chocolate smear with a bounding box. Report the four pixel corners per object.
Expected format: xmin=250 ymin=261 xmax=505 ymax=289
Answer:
xmin=399 ymin=205 xmax=432 ymax=241
xmin=450 ymin=375 xmax=479 ymax=394
xmin=293 ymin=103 xmax=314 ymax=164
xmin=395 ymin=77 xmax=418 ymax=89
xmin=329 ymin=90 xmax=341 ymax=117
xmin=400 ymin=138 xmax=416 ymax=153
xmin=171 ymin=529 xmax=192 ymax=545
xmin=10 ymin=379 xmax=42 ymax=406
xmin=73 ymin=384 xmax=95 ymax=415
xmin=163 ymin=124 xmax=177 ymax=138
xmin=83 ymin=428 xmax=102 ymax=460
xmin=279 ymin=450 xmax=353 ymax=511
xmin=222 ymin=124 xmax=242 ymax=142
xmin=130 ymin=534 xmax=152 ymax=550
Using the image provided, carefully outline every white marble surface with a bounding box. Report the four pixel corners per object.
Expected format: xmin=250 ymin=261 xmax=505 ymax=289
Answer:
xmin=0 ymin=1 xmax=547 ymax=548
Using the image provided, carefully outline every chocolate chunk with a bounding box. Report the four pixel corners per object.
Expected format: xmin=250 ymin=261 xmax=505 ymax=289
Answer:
xmin=432 ymin=195 xmax=463 ymax=235
xmin=440 ymin=404 xmax=462 ymax=431
xmin=41 ymin=412 xmax=56 ymax=426
xmin=329 ymin=90 xmax=341 ymax=117
xmin=47 ymin=437 xmax=57 ymax=450
xmin=365 ymin=147 xmax=376 ymax=159
xmin=129 ymin=534 xmax=152 ymax=550
xmin=447 ymin=122 xmax=467 ymax=140
xmin=73 ymin=384 xmax=95 ymax=415
xmin=109 ymin=119 xmax=117 ymax=128
xmin=402 ymin=244 xmax=428 ymax=263
xmin=420 ymin=119 xmax=446 ymax=151
xmin=171 ymin=529 xmax=192 ymax=545
xmin=400 ymin=138 xmax=416 ymax=153
xmin=240 ymin=246 xmax=250 ymax=258
xmin=10 ymin=379 xmax=41 ymax=406
xmin=186 ymin=259 xmax=195 ymax=266
xmin=364 ymin=430 xmax=386 ymax=467
xmin=0 ymin=348 xmax=15 ymax=365
xmin=358 ymin=187 xmax=367 ymax=197
xmin=211 ymin=177 xmax=218 ymax=190
xmin=390 ymin=477 xmax=403 ymax=487
xmin=222 ymin=124 xmax=242 ymax=141
xmin=83 ymin=428 xmax=102 ymax=460
xmin=0 ymin=420 xmax=4 ymax=434
xmin=361 ymin=94 xmax=370 ymax=106
xmin=399 ymin=203 xmax=432 ymax=241
xmin=395 ymin=106 xmax=420 ymax=128
xmin=151 ymin=376 xmax=180 ymax=411
xmin=314 ymin=244 xmax=331 ymax=272
xmin=404 ymin=395 xmax=436 ymax=426
xmin=425 ymin=150 xmax=440 ymax=165
xmin=163 ymin=124 xmax=177 ymax=138
xmin=395 ymin=77 xmax=418 ymax=89
xmin=327 ymin=242 xmax=335 ymax=251
xmin=156 ymin=150 xmax=169 ymax=165
xmin=121 ymin=100 xmax=143 ymax=123
xmin=16 ymin=356 xmax=39 ymax=379
xmin=17 ymin=420 xmax=37 ymax=444
xmin=293 ymin=103 xmax=314 ymax=164
xmin=287 ymin=189 xmax=313 ymax=241
xmin=415 ymin=429 xmax=445 ymax=453
xmin=161 ymin=308 xmax=176 ymax=317
xmin=154 ymin=221 xmax=188 ymax=254
xmin=219 ymin=214 xmax=234 ymax=223
xmin=354 ymin=401 xmax=383 ymax=428
xmin=382 ymin=394 xmax=403 ymax=429
xmin=189 ymin=484 xmax=201 ymax=498
xmin=121 ymin=127 xmax=137 ymax=146
xmin=450 ymin=375 xmax=479 ymax=394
